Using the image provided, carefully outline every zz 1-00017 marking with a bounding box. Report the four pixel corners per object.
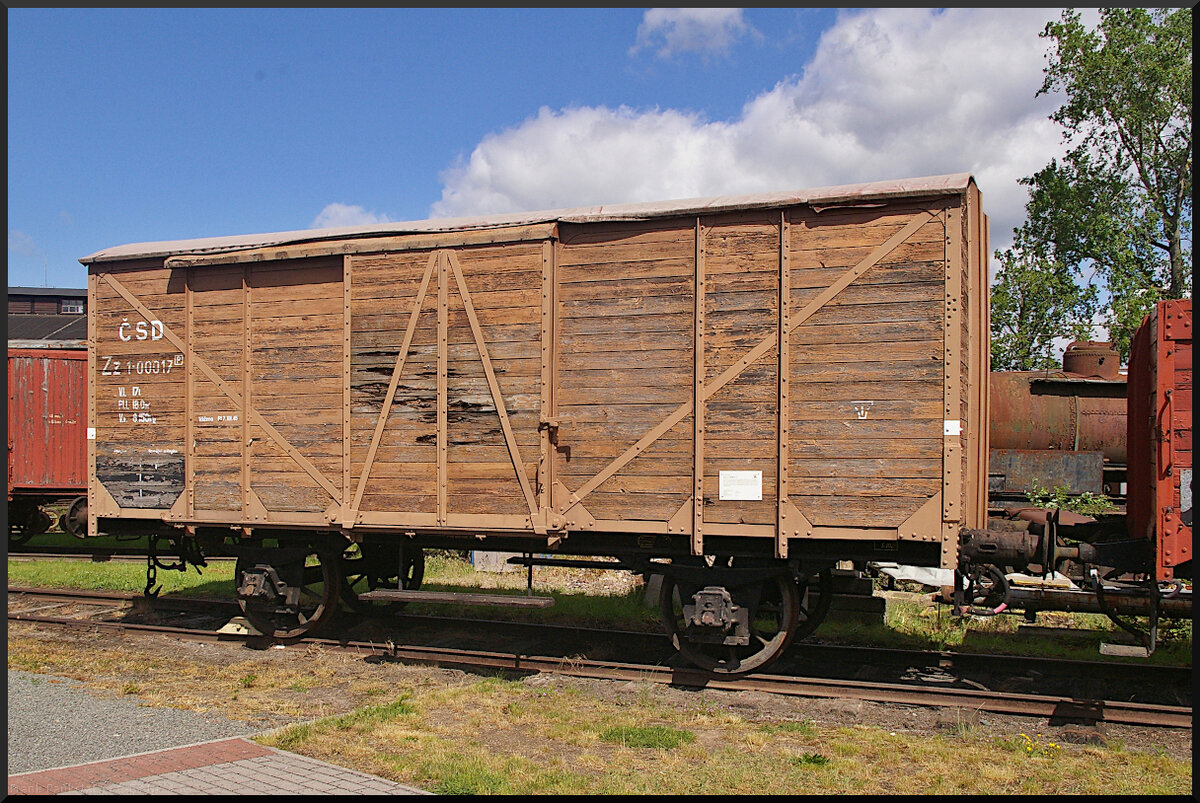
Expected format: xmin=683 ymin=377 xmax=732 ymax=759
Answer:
xmin=100 ymin=353 xmax=184 ymax=377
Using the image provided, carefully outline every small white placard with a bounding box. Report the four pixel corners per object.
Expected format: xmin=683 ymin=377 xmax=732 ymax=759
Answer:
xmin=87 ymin=427 xmax=96 ymax=440
xmin=719 ymin=470 xmax=762 ymax=501
xmin=943 ymin=420 xmax=962 ymax=436
xmin=1181 ymin=468 xmax=1192 ymax=519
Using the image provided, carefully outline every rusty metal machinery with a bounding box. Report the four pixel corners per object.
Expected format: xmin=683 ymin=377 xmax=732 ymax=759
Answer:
xmin=989 ymin=341 xmax=1128 ymax=502
xmin=962 ymin=306 xmax=1193 ymax=655
xmin=956 ymin=507 xmax=1191 ymax=653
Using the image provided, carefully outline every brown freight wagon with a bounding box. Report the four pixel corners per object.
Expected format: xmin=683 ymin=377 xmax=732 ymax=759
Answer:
xmin=82 ymin=173 xmax=990 ymax=673
xmin=8 ymin=346 xmax=89 ymax=543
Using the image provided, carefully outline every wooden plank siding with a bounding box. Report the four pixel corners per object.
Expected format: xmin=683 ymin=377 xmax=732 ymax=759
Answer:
xmin=785 ymin=205 xmax=947 ymax=530
xmin=556 ymin=219 xmax=696 ymax=523
xmin=87 ymin=177 xmax=988 ymax=568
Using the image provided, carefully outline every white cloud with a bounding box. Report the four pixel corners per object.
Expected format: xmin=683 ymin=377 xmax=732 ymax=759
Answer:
xmin=433 ymin=8 xmax=1098 ymax=258
xmin=311 ymin=203 xmax=391 ymax=229
xmin=8 ymin=229 xmax=39 ymax=257
xmin=631 ymin=8 xmax=754 ymax=60
xmin=434 ymin=105 xmax=738 ymax=217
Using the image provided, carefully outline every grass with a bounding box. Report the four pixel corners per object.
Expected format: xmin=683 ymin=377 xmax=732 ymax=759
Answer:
xmin=8 ymin=606 xmax=1192 ymax=795
xmin=815 ymin=590 xmax=1193 ymax=666
xmin=6 ymin=555 xmax=236 ymax=598
xmin=598 ymin=725 xmax=695 ymax=749
xmin=792 ymin=751 xmax=831 ymax=766
xmin=249 ymin=672 xmax=1189 ymax=795
xmin=328 ymin=697 xmax=415 ymax=730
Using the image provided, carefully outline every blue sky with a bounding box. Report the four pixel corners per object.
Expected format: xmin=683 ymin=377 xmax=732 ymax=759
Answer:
xmin=10 ymin=8 xmax=1083 ymax=291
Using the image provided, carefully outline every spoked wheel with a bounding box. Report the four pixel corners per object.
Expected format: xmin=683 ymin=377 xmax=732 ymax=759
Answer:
xmin=794 ymin=568 xmax=834 ymax=640
xmin=59 ymin=496 xmax=88 ymax=538
xmin=963 ymin=563 xmax=1009 ymax=610
xmin=340 ymin=542 xmax=425 ymax=614
xmin=659 ymin=566 xmax=801 ymax=677
xmin=236 ymin=547 xmax=342 ymax=639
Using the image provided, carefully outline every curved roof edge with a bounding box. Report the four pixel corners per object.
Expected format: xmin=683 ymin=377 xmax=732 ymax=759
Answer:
xmin=81 ymin=172 xmax=974 ymax=265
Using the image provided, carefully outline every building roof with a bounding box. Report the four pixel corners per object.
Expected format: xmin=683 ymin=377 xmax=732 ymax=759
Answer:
xmin=8 ymin=286 xmax=87 ymax=297
xmin=81 ymin=172 xmax=976 ymax=265
xmin=7 ymin=314 xmax=88 ymax=342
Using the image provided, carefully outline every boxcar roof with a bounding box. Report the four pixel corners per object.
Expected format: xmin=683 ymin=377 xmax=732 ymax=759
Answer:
xmin=81 ymin=172 xmax=974 ymax=265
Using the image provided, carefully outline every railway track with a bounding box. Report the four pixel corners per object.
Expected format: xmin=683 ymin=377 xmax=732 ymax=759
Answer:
xmin=8 ymin=586 xmax=1192 ymax=730
xmin=7 ymin=548 xmax=236 ymax=562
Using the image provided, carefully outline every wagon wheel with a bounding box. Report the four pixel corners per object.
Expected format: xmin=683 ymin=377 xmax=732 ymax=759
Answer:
xmin=9 ymin=505 xmax=51 ymax=547
xmin=236 ymin=549 xmax=342 ymax=639
xmin=659 ymin=569 xmax=800 ymax=677
xmin=340 ymin=542 xmax=425 ymax=614
xmin=59 ymin=496 xmax=88 ymax=539
xmin=793 ymin=568 xmax=834 ymax=640
xmin=8 ymin=525 xmax=37 ymax=547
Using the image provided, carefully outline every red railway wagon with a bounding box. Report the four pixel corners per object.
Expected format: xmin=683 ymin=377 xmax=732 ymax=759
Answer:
xmin=7 ymin=347 xmax=89 ymax=541
xmin=1126 ymin=299 xmax=1192 ymax=581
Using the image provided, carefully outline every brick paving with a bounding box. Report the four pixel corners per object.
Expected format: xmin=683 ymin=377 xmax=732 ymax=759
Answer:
xmin=7 ymin=737 xmax=429 ymax=796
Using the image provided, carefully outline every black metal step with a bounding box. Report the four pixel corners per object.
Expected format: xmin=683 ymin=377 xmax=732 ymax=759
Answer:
xmin=357 ymin=589 xmax=555 ymax=608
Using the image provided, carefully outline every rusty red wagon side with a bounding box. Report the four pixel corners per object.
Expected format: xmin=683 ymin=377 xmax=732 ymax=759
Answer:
xmin=1127 ymin=299 xmax=1192 ymax=581
xmin=7 ymin=347 xmax=89 ymax=540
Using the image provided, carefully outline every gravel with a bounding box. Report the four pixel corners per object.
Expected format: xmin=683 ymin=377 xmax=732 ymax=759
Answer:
xmin=7 ymin=669 xmax=262 ymax=775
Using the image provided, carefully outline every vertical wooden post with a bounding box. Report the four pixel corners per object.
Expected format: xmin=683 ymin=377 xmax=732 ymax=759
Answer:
xmin=539 ymin=240 xmax=554 ymax=517
xmin=776 ymin=212 xmax=791 ymax=559
xmin=980 ymin=213 xmax=991 ymax=528
xmin=86 ymin=272 xmax=97 ymax=536
xmin=437 ymin=251 xmax=449 ymax=527
xmin=965 ymin=186 xmax=985 ymax=529
xmin=942 ymin=204 xmax=964 ymax=568
xmin=241 ymin=264 xmax=252 ymax=519
xmin=970 ymin=190 xmax=990 ymax=529
xmin=692 ymin=218 xmax=706 ymax=555
xmin=185 ymin=268 xmax=195 ymax=518
xmin=342 ymin=255 xmax=353 ymax=522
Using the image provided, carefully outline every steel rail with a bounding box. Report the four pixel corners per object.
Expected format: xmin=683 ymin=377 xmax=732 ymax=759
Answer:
xmin=7 ymin=549 xmax=237 ymax=562
xmin=9 ymin=594 xmax=1191 ymax=730
xmin=7 ymin=586 xmax=238 ymax=612
xmin=8 ymin=586 xmax=1191 ymax=688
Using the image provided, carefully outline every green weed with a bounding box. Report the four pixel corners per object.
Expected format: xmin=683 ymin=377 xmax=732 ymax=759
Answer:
xmin=433 ymin=760 xmax=508 ymax=795
xmin=1026 ymin=479 xmax=1117 ymax=516
xmin=329 ymin=697 xmax=415 ymax=730
xmin=599 ymin=725 xmax=695 ymax=749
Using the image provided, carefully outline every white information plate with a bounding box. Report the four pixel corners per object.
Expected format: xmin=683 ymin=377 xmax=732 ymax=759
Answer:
xmin=719 ymin=470 xmax=762 ymax=501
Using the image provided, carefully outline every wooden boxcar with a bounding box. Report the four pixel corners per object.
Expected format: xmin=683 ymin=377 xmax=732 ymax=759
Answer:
xmin=8 ymin=346 xmax=89 ymax=541
xmin=82 ymin=173 xmax=990 ymax=673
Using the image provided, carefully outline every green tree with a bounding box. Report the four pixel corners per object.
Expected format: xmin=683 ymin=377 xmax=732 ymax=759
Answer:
xmin=991 ymin=7 xmax=1192 ymax=367
xmin=990 ymin=246 xmax=1097 ymax=370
